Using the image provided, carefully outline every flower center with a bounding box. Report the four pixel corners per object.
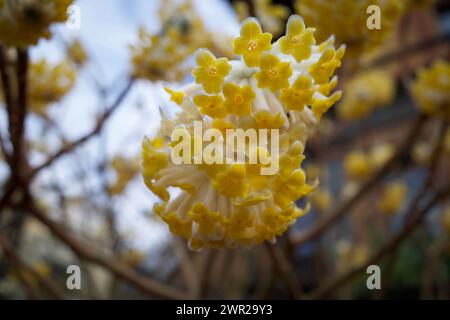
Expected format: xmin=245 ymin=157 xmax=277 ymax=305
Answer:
xmin=268 ymin=68 xmax=278 ymax=77
xmin=248 ymin=41 xmax=257 ymax=51
xmin=291 ymin=36 xmax=301 ymax=46
xmin=208 ymin=66 xmax=217 ymax=76
xmin=234 ymin=95 xmax=243 ymax=104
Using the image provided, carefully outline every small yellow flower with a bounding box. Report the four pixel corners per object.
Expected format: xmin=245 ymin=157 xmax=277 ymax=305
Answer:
xmin=233 ymin=18 xmax=272 ymax=67
xmin=311 ymin=188 xmax=333 ymax=211
xmin=255 ymin=54 xmax=292 ymax=92
xmin=164 ymin=87 xmax=185 ymax=105
xmin=309 ymin=47 xmax=345 ymax=85
xmin=161 ymin=212 xmax=192 ymax=238
xmin=66 ymin=39 xmax=88 ymax=66
xmin=279 ymin=75 xmax=314 ymax=111
xmin=311 ymin=91 xmax=342 ymax=121
xmin=193 ymin=94 xmax=227 ymax=119
xmin=213 ymin=164 xmax=249 ymax=198
xmin=223 ymin=83 xmax=255 ymax=116
xmin=254 ymin=110 xmax=285 ymax=129
xmin=224 ymin=208 xmax=254 ymax=240
xmin=188 ymin=203 xmax=221 ymax=236
xmin=279 ymin=15 xmax=316 ymax=62
xmin=141 ymin=137 xmax=169 ymax=180
xmin=272 ymin=169 xmax=313 ymax=208
xmin=192 ymin=49 xmax=231 ymax=94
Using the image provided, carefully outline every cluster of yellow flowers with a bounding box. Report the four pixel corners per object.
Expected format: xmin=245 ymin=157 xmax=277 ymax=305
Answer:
xmin=411 ymin=60 xmax=450 ymax=119
xmin=0 ymin=0 xmax=72 ymax=47
xmin=130 ymin=0 xmax=232 ymax=82
xmin=234 ymin=0 xmax=289 ymax=37
xmin=28 ymin=59 xmax=76 ymax=116
xmin=142 ymin=16 xmax=345 ymax=249
xmin=377 ymin=181 xmax=408 ymax=215
xmin=295 ymin=0 xmax=405 ymax=59
xmin=28 ymin=59 xmax=76 ymax=115
xmin=344 ymin=143 xmax=394 ymax=182
xmin=108 ymin=156 xmax=139 ymax=196
xmin=338 ymin=70 xmax=396 ymax=120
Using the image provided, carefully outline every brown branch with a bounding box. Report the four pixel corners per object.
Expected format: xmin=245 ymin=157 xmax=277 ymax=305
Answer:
xmin=310 ymin=188 xmax=449 ymax=299
xmin=290 ymin=114 xmax=426 ymax=246
xmin=360 ymin=32 xmax=450 ymax=71
xmin=265 ymin=242 xmax=303 ymax=298
xmin=28 ymin=77 xmax=135 ymax=179
xmin=25 ymin=197 xmax=189 ymax=299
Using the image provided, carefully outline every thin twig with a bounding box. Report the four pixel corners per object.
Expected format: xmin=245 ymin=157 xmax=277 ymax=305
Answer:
xmin=29 ymin=78 xmax=135 ymax=179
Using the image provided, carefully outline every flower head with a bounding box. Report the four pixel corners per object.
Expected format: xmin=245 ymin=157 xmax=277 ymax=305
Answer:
xmin=142 ymin=15 xmax=344 ymax=249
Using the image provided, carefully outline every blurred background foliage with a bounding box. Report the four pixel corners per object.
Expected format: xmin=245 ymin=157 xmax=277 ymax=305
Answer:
xmin=0 ymin=0 xmax=449 ymax=299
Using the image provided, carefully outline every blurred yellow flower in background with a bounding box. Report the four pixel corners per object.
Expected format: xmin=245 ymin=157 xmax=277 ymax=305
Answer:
xmin=411 ymin=60 xmax=450 ymax=118
xmin=0 ymin=0 xmax=72 ymax=47
xmin=378 ymin=181 xmax=408 ymax=215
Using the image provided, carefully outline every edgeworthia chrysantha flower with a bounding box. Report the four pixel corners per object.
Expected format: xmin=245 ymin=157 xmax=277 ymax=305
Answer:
xmin=142 ymin=16 xmax=345 ymax=250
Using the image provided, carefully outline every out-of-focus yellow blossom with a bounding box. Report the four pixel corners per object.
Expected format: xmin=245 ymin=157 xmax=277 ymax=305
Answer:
xmin=378 ymin=181 xmax=408 ymax=215
xmin=28 ymin=59 xmax=76 ymax=115
xmin=66 ymin=39 xmax=87 ymax=66
xmin=441 ymin=206 xmax=450 ymax=234
xmin=142 ymin=16 xmax=344 ymax=249
xmin=411 ymin=60 xmax=450 ymax=118
xmin=336 ymin=240 xmax=369 ymax=271
xmin=296 ymin=0 xmax=405 ymax=58
xmin=255 ymin=54 xmax=292 ymax=92
xmin=192 ymin=50 xmax=231 ymax=94
xmin=120 ymin=249 xmax=144 ymax=267
xmin=0 ymin=0 xmax=72 ymax=47
xmin=235 ymin=0 xmax=289 ymax=37
xmin=338 ymin=70 xmax=396 ymax=120
xmin=369 ymin=142 xmax=394 ymax=170
xmin=9 ymin=261 xmax=50 ymax=289
xmin=311 ymin=188 xmax=333 ymax=211
xmin=233 ymin=18 xmax=272 ymax=67
xmin=223 ymin=83 xmax=255 ymax=116
xmin=130 ymin=0 xmax=230 ymax=82
xmin=344 ymin=150 xmax=371 ymax=181
xmin=108 ymin=156 xmax=139 ymax=195
xmin=279 ymin=15 xmax=316 ymax=62
xmin=412 ymin=141 xmax=432 ymax=165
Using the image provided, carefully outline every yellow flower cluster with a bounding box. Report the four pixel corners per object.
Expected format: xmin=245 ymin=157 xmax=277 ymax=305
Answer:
xmin=130 ymin=0 xmax=232 ymax=82
xmin=377 ymin=181 xmax=407 ymax=215
xmin=108 ymin=156 xmax=139 ymax=196
xmin=411 ymin=60 xmax=450 ymax=119
xmin=295 ymin=0 xmax=405 ymax=58
xmin=235 ymin=0 xmax=289 ymax=37
xmin=28 ymin=59 xmax=76 ymax=116
xmin=141 ymin=16 xmax=344 ymax=249
xmin=0 ymin=0 xmax=72 ymax=47
xmin=338 ymin=70 xmax=396 ymax=120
